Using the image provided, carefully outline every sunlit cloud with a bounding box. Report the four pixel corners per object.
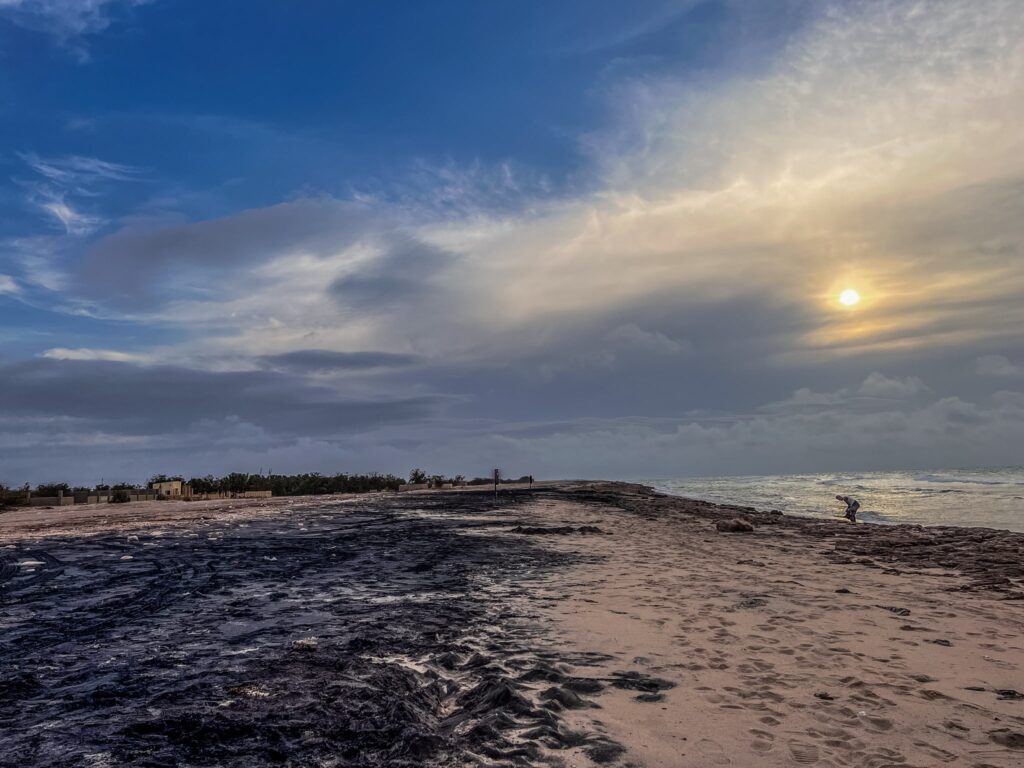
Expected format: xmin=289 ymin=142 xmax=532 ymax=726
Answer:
xmin=60 ymin=1 xmax=1024 ymax=373
xmin=4 ymin=0 xmax=1024 ymax=481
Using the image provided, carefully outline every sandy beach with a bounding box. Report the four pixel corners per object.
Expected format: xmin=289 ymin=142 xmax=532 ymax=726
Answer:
xmin=2 ymin=482 xmax=1022 ymax=767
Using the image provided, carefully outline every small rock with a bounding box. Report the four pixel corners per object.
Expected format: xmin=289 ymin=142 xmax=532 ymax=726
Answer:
xmin=716 ymin=519 xmax=754 ymax=533
xmin=834 ymin=588 xmax=851 ymax=594
xmin=932 ymin=638 xmax=953 ymax=647
xmin=814 ymin=692 xmax=836 ymax=701
xmin=634 ymin=692 xmax=665 ymax=703
xmin=736 ymin=597 xmax=768 ymax=609
xmin=996 ymin=689 xmax=1024 ymax=701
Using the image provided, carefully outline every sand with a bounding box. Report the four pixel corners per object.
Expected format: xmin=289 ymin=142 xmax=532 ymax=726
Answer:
xmin=1 ymin=482 xmax=1021 ymax=766
xmin=517 ymin=483 xmax=1024 ymax=767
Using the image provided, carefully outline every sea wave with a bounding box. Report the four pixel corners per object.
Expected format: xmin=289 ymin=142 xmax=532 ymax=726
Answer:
xmin=854 ymin=510 xmax=892 ymax=525
xmin=912 ymin=473 xmax=1007 ymax=486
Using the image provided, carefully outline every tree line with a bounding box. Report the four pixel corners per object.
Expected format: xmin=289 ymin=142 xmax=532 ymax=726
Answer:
xmin=0 ymin=473 xmax=404 ymax=508
xmin=1 ymin=469 xmax=536 ymax=510
xmin=185 ymin=472 xmax=404 ymax=496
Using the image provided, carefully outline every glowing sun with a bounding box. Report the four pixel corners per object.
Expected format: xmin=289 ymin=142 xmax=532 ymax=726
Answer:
xmin=838 ymin=288 xmax=861 ymax=307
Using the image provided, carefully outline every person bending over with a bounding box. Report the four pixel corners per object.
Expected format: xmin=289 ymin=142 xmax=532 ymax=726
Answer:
xmin=835 ymin=495 xmax=859 ymax=522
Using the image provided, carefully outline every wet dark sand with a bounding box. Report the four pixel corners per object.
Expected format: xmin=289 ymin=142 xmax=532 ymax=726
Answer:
xmin=1 ymin=482 xmax=1022 ymax=767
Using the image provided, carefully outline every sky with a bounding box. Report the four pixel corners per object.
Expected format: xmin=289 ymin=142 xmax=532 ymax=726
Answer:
xmin=2 ymin=0 xmax=1024 ymax=485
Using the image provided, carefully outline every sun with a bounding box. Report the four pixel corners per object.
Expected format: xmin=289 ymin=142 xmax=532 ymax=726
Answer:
xmin=838 ymin=288 xmax=861 ymax=307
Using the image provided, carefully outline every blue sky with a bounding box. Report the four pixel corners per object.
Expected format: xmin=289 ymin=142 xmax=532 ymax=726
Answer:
xmin=3 ymin=2 xmax=741 ymax=206
xmin=2 ymin=0 xmax=1024 ymax=484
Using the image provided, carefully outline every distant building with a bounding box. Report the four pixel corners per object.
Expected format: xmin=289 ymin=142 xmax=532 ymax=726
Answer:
xmin=151 ymin=479 xmax=188 ymax=498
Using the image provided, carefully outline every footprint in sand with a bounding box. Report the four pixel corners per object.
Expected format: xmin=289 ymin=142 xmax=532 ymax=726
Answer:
xmin=913 ymin=740 xmax=957 ymax=762
xmin=864 ymin=715 xmax=894 ymax=732
xmin=749 ymin=728 xmax=775 ymax=754
xmin=788 ymin=740 xmax=820 ymax=764
xmin=696 ymin=738 xmax=731 ymax=765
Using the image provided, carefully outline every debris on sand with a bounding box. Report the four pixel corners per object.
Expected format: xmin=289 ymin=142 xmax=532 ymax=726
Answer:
xmin=291 ymin=637 xmax=319 ymax=652
xmin=876 ymin=605 xmax=911 ymax=616
xmin=608 ymin=670 xmax=675 ymax=694
xmin=227 ymin=684 xmax=272 ymax=699
xmin=509 ymin=525 xmax=606 ymax=535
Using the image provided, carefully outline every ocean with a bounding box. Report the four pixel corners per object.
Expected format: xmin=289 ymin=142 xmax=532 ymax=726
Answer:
xmin=648 ymin=467 xmax=1024 ymax=533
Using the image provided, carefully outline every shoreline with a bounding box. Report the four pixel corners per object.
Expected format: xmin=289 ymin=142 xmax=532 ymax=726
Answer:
xmin=646 ymin=470 xmax=1024 ymax=534
xmin=2 ymin=481 xmax=1022 ymax=766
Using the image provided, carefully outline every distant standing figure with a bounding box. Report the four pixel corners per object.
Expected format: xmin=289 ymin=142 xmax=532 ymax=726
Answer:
xmin=528 ymin=475 xmax=534 ymax=488
xmin=835 ymin=495 xmax=860 ymax=522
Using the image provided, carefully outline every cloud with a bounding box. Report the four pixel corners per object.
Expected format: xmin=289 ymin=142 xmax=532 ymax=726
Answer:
xmin=976 ymin=354 xmax=1024 ymax=378
xmin=260 ymin=350 xmax=420 ymax=374
xmin=5 ymin=379 xmax=1022 ymax=485
xmin=858 ymin=372 xmax=929 ymax=398
xmin=0 ymin=275 xmax=19 ymax=295
xmin=765 ymin=372 xmax=929 ymax=413
xmin=18 ymin=152 xmax=141 ymax=185
xmin=762 ymin=386 xmax=851 ymax=413
xmin=78 ymin=198 xmax=383 ymax=306
xmin=39 ymin=197 xmax=101 ymax=235
xmin=15 ymin=153 xmax=142 ymax=237
xmin=41 ymin=347 xmax=147 ymax=362
xmin=0 ymin=358 xmax=443 ymax=437
xmin=0 ymin=1 xmax=153 ymax=56
xmin=2 ymin=236 xmax=69 ymax=293
xmin=329 ymin=236 xmax=453 ymax=312
xmin=449 ymin=0 xmax=1024 ymax=363
xmin=605 ymin=324 xmax=692 ymax=356
xmin=408 ymin=389 xmax=1024 ymax=480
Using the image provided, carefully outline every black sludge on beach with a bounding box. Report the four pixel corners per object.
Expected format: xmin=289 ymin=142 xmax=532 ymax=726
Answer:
xmin=0 ymin=491 xmax=624 ymax=767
